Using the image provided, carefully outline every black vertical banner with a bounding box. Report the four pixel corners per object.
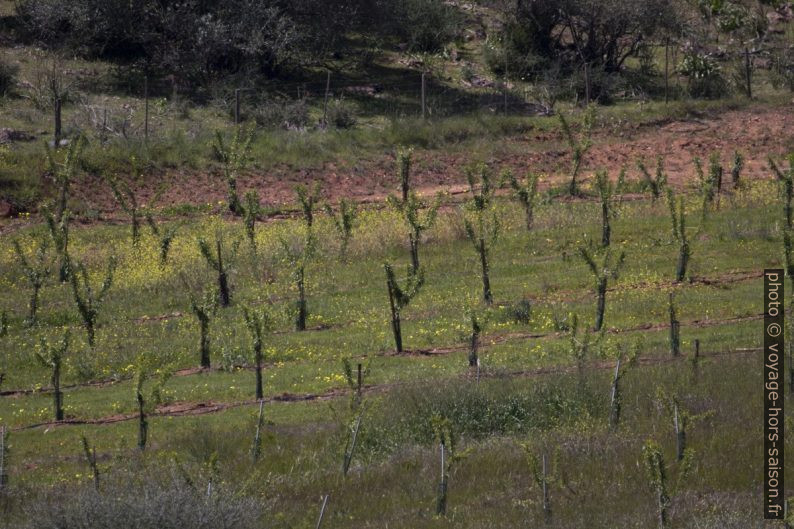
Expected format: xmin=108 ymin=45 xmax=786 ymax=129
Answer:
xmin=765 ymin=269 xmax=784 ymax=519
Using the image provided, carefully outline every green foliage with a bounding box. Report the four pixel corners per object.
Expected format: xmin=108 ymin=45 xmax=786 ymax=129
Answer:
xmin=636 ymin=156 xmax=668 ymax=201
xmin=558 ymin=105 xmax=595 ymax=196
xmin=13 ymin=236 xmax=51 ymax=326
xmin=213 ymin=125 xmax=253 ymax=215
xmin=69 ymin=256 xmax=117 ymax=347
xmin=325 ymin=199 xmax=358 ymax=260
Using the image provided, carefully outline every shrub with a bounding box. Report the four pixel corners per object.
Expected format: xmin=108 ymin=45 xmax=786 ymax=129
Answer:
xmin=253 ymin=99 xmax=310 ymax=130
xmin=327 ymin=98 xmax=357 ymax=129
xmin=0 ymin=59 xmax=18 ymax=98
xmin=387 ymin=0 xmax=460 ymax=53
xmin=22 ymin=478 xmax=263 ymax=529
xmin=679 ymin=49 xmax=730 ymax=99
xmin=360 ymin=376 xmax=603 ymax=455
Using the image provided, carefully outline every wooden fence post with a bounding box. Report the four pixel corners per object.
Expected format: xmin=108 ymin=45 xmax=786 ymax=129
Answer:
xmin=323 ymin=71 xmax=331 ymax=127
xmin=54 ymin=97 xmax=62 ymax=148
xmin=421 ymin=72 xmax=427 ymax=120
xmin=144 ymin=75 xmax=150 ymax=141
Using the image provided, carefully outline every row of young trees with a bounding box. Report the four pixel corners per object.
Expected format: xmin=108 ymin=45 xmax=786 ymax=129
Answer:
xmin=3 ymin=131 xmax=791 ymax=527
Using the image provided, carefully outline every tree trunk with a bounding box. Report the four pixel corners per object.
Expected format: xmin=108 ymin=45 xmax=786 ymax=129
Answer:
xmin=296 ymin=267 xmax=307 ymax=331
xmin=601 ymin=202 xmax=611 ymax=247
xmin=409 ymin=233 xmax=420 ymax=274
xmin=29 ymin=285 xmax=40 ymax=326
xmin=53 ymin=361 xmax=63 ymax=421
xmin=387 ymin=281 xmax=402 ymax=353
xmin=479 ymin=240 xmax=492 ymax=305
xmin=469 ymin=326 xmax=479 ymax=367
xmin=609 ymin=358 xmax=621 ymax=429
xmin=255 ymin=345 xmax=263 ymax=400
xmin=137 ymin=394 xmax=147 ymax=450
xmin=595 ymin=280 xmax=606 ymax=331
xmin=525 ymin=204 xmax=534 ymax=231
xmin=218 ymin=271 xmax=230 ymax=307
xmin=200 ymin=318 xmax=210 ymax=368
xmin=676 ymin=242 xmax=689 ymax=282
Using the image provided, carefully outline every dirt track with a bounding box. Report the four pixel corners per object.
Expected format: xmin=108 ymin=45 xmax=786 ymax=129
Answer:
xmin=21 ymin=103 xmax=788 ymax=222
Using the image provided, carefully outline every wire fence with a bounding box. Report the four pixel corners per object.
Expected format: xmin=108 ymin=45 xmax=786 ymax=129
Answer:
xmin=47 ymin=41 xmax=794 ymax=145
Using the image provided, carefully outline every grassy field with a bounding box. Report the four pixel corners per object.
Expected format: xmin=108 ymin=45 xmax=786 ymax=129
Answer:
xmin=0 ymin=153 xmax=787 ymax=527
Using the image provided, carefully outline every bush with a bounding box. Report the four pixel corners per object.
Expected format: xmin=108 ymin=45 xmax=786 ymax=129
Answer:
xmin=0 ymin=59 xmax=17 ymax=98
xmin=21 ymin=478 xmax=263 ymax=529
xmin=360 ymin=376 xmax=603 ymax=455
xmin=327 ymin=98 xmax=357 ymax=129
xmin=679 ymin=49 xmax=730 ymax=99
xmin=508 ymin=298 xmax=532 ymax=325
xmin=491 ymin=0 xmax=679 ymax=77
xmin=253 ymin=98 xmax=310 ymax=130
xmin=387 ymin=0 xmax=460 ymax=53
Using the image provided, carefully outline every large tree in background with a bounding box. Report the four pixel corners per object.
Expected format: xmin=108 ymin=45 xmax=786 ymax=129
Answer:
xmin=493 ymin=0 xmax=680 ymax=75
xmin=15 ymin=0 xmax=459 ymax=91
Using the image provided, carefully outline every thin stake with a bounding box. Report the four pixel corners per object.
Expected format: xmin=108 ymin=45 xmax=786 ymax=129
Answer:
xmin=315 ymin=494 xmax=329 ymax=529
xmin=144 ymin=75 xmax=149 ymax=141
xmin=54 ymin=97 xmax=62 ymax=148
xmin=235 ymin=88 xmax=241 ymax=125
xmin=542 ymin=453 xmax=551 ymax=523
xmin=421 ymin=72 xmax=427 ymax=120
xmin=101 ymin=108 xmax=107 ymax=144
xmin=674 ymin=402 xmax=686 ymax=461
xmin=323 ymin=71 xmax=331 ymax=127
xmin=0 ymin=426 xmax=6 ymax=490
xmin=664 ymin=37 xmax=670 ymax=104
xmin=357 ymin=363 xmax=362 ymax=397
xmin=584 ymin=63 xmax=591 ymax=105
xmin=252 ymin=399 xmax=265 ymax=463
xmin=744 ymin=47 xmax=752 ymax=99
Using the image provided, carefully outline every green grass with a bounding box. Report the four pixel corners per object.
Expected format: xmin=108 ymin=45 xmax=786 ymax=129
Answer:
xmin=0 ymin=174 xmax=786 ymax=527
